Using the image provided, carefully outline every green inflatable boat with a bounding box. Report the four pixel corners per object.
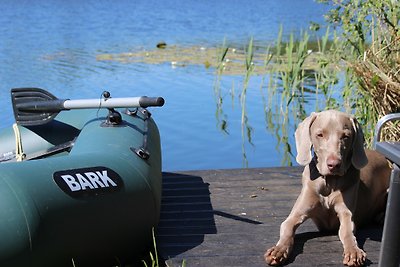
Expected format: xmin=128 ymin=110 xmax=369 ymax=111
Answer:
xmin=0 ymin=88 xmax=165 ymax=266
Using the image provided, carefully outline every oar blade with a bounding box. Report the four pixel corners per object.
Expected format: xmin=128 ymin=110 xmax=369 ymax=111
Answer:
xmin=11 ymin=88 xmax=61 ymax=126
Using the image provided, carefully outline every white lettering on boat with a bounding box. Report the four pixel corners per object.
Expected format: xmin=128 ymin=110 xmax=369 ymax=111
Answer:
xmin=60 ymin=170 xmax=118 ymax=191
xmin=53 ymin=167 xmax=123 ymax=198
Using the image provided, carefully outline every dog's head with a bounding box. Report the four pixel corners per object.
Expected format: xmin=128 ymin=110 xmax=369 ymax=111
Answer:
xmin=295 ymin=110 xmax=368 ymax=176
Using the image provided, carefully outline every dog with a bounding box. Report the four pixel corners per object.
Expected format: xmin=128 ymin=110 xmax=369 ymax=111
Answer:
xmin=264 ymin=110 xmax=391 ymax=266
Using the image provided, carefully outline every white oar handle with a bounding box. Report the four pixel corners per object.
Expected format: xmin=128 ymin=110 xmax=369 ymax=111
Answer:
xmin=63 ymin=96 xmax=165 ymax=109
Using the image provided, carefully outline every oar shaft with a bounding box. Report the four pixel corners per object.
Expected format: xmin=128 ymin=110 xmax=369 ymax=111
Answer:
xmin=63 ymin=97 xmax=138 ymax=109
xmin=64 ymin=96 xmax=164 ymax=109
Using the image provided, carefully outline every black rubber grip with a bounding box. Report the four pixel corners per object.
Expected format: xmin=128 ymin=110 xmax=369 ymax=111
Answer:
xmin=139 ymin=96 xmax=165 ymax=108
xmin=16 ymin=99 xmax=67 ymax=112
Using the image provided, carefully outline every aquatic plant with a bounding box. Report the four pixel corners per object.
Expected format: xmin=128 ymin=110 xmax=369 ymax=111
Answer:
xmin=212 ymin=25 xmax=349 ymax=166
xmin=265 ymin=28 xmax=325 ymax=165
xmin=239 ymin=37 xmax=256 ymax=166
xmin=213 ymin=38 xmax=230 ymax=134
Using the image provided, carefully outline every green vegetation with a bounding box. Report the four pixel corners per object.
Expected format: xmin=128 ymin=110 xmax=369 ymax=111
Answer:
xmin=142 ymin=228 xmax=160 ymax=267
xmin=141 ymin=228 xmax=186 ymax=267
xmin=213 ymin=26 xmax=345 ymax=166
xmin=213 ymin=0 xmax=400 ymax=164
xmin=318 ymin=0 xmax=400 ymax=143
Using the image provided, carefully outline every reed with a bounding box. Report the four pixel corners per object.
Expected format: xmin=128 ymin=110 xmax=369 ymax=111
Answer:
xmin=213 ymin=26 xmax=349 ymax=166
xmin=239 ymin=37 xmax=256 ymax=166
xmin=313 ymin=26 xmax=341 ymax=111
xmin=258 ymin=27 xmax=319 ymax=165
xmin=213 ymin=38 xmax=230 ymax=134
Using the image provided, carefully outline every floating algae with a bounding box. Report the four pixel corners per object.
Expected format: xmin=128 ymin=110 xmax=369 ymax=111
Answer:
xmin=96 ymin=45 xmax=326 ymax=76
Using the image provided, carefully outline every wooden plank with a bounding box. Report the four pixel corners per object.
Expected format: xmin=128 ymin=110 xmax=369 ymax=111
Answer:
xmin=157 ymin=167 xmax=383 ymax=266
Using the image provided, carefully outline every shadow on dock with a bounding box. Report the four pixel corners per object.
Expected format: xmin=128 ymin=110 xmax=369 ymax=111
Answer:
xmin=156 ymin=172 xmax=217 ymax=259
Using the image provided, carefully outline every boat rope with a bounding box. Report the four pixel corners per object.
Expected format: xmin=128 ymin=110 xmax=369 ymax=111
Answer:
xmin=12 ymin=123 xmax=26 ymax=161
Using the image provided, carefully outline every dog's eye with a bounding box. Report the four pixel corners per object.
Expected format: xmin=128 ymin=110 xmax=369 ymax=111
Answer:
xmin=316 ymin=133 xmax=323 ymax=138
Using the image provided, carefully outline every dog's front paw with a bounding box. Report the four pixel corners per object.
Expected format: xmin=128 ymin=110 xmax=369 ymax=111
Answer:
xmin=342 ymin=247 xmax=366 ymax=267
xmin=264 ymin=245 xmax=290 ymax=266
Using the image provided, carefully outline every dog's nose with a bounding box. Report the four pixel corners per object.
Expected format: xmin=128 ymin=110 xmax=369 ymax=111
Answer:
xmin=327 ymin=156 xmax=341 ymax=171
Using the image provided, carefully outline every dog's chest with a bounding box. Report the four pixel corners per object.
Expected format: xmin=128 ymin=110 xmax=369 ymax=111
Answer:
xmin=318 ymin=177 xmax=340 ymax=197
xmin=304 ymin=164 xmax=359 ymax=209
xmin=314 ymin=177 xmax=346 ymax=210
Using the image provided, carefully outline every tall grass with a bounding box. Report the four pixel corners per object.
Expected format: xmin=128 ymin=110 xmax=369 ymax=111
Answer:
xmin=213 ymin=38 xmax=230 ymax=134
xmin=142 ymin=228 xmax=159 ymax=267
xmin=213 ymin=25 xmax=364 ymax=166
xmin=142 ymin=228 xmax=186 ymax=267
xmin=239 ymin=37 xmax=256 ymax=166
xmin=266 ymin=28 xmax=313 ymax=165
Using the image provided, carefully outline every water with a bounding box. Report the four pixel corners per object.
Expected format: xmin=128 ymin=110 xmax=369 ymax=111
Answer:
xmin=0 ymin=0 xmax=331 ymax=171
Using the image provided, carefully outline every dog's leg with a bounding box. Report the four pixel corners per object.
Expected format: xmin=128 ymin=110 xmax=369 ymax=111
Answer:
xmin=335 ymin=203 xmax=366 ymax=267
xmin=265 ymin=189 xmax=316 ymax=266
xmin=264 ymin=214 xmax=305 ymax=265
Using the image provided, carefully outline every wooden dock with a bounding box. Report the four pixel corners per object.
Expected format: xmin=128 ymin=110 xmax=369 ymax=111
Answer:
xmin=157 ymin=167 xmax=383 ymax=266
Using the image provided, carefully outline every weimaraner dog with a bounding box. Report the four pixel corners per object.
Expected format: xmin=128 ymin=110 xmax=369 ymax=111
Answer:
xmin=265 ymin=110 xmax=391 ymax=266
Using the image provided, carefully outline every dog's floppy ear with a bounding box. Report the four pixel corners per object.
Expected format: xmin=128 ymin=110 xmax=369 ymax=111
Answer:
xmin=351 ymin=116 xmax=368 ymax=169
xmin=295 ymin=112 xmax=317 ymax=166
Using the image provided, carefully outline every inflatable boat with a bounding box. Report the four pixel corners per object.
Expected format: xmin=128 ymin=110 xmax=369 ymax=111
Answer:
xmin=0 ymin=88 xmax=164 ymax=266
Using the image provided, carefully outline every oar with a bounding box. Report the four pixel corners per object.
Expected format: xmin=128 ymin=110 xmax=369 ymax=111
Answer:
xmin=11 ymin=88 xmax=165 ymax=126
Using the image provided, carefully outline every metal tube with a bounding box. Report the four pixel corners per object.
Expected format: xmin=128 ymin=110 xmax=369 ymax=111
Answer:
xmin=63 ymin=96 xmax=164 ymax=109
xmin=373 ymin=113 xmax=400 ymax=148
xmin=63 ymin=97 xmax=142 ymax=109
xmin=379 ymin=164 xmax=400 ymax=267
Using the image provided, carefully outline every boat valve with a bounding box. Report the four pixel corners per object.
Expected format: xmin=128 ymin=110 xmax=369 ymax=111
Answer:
xmin=105 ymin=108 xmax=122 ymax=125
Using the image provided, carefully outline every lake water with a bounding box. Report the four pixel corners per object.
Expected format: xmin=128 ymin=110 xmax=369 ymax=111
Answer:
xmin=0 ymin=0 xmax=331 ymax=171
